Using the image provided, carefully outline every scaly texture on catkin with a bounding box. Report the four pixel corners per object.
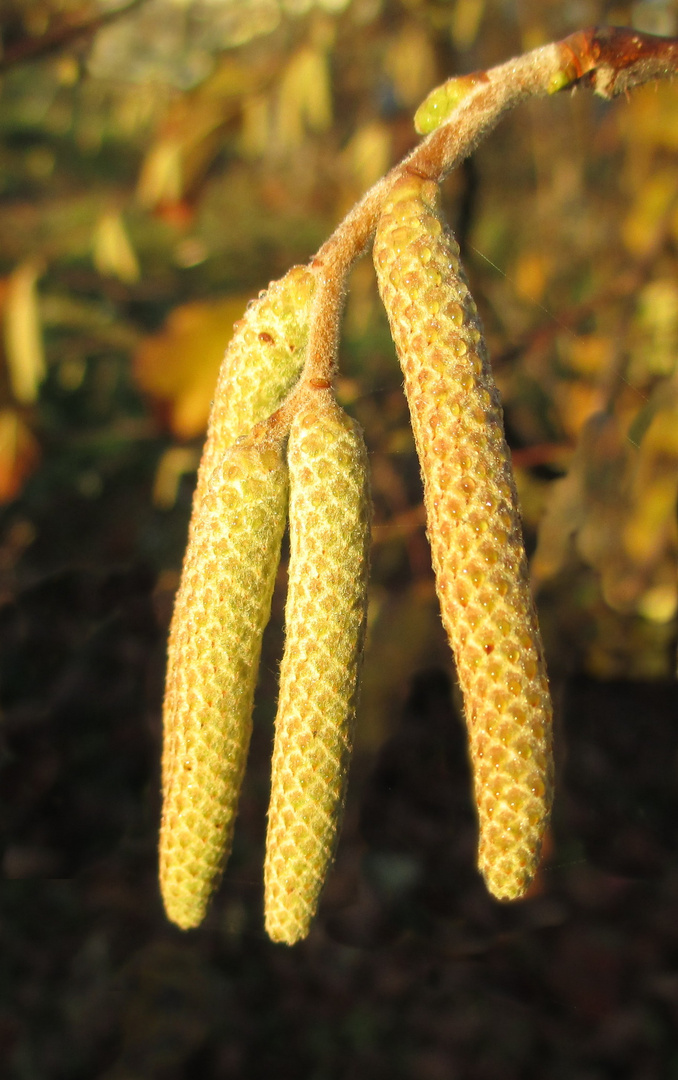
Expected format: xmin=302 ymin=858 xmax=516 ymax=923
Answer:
xmin=197 ymin=264 xmax=316 ymax=488
xmin=160 ymin=436 xmax=288 ymax=929
xmin=373 ymin=173 xmax=553 ymax=900
xmin=161 ymin=265 xmax=314 ymax=796
xmin=264 ymin=391 xmax=371 ymax=944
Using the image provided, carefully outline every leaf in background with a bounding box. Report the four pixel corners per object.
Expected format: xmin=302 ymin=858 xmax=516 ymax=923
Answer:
xmin=621 ymin=166 xmax=678 ymax=257
xmin=532 ymin=412 xmax=633 ymax=586
xmin=512 ymin=251 xmax=553 ymax=305
xmin=450 ymin=0 xmax=486 ymax=49
xmin=384 ymin=23 xmax=436 ymax=108
xmin=133 ymin=296 xmax=250 ymax=440
xmin=630 ymin=278 xmax=678 ymax=381
xmin=152 ymin=446 xmax=200 ymax=510
xmin=137 ymin=56 xmax=272 ymax=210
xmin=0 ymin=408 xmax=40 ymax=502
xmin=4 ymin=261 xmax=46 ymax=406
xmin=92 ymin=210 xmax=141 ymax=284
xmin=623 ymin=397 xmax=678 ymax=567
xmin=239 ymin=92 xmax=272 ymax=160
xmin=275 ymin=41 xmax=332 ymax=151
xmin=342 ymin=121 xmax=393 ymax=193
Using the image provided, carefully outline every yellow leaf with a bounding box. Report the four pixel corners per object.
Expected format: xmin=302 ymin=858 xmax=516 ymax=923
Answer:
xmin=553 ymin=379 xmax=605 ymax=442
xmin=4 ymin=262 xmax=46 ymax=406
xmin=451 ymin=0 xmax=486 ymax=50
xmin=152 ymin=446 xmax=201 ymax=510
xmin=622 ymin=167 xmax=678 ymax=257
xmin=239 ymin=92 xmax=272 ymax=160
xmin=137 ymin=140 xmax=183 ymax=209
xmin=619 ymin=81 xmax=678 ymax=156
xmin=631 ymin=279 xmax=678 ymax=381
xmin=384 ymin=23 xmax=436 ymax=108
xmin=624 ymin=401 xmax=678 ymax=565
xmin=276 ymin=44 xmax=332 ymax=151
xmin=512 ymin=251 xmax=552 ymax=305
xmin=564 ymin=333 xmax=614 ymax=379
xmin=137 ymin=57 xmax=271 ymax=208
xmin=133 ymin=297 xmax=250 ymax=440
xmin=342 ymin=121 xmax=393 ymax=193
xmin=93 ymin=211 xmax=140 ymax=284
xmin=0 ymin=409 xmax=40 ymax=502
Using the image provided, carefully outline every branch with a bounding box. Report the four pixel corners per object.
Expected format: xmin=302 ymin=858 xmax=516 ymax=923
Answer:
xmin=292 ymin=26 xmax=678 ymax=406
xmin=163 ymin=25 xmax=678 ymax=934
xmin=0 ymin=0 xmax=146 ymax=73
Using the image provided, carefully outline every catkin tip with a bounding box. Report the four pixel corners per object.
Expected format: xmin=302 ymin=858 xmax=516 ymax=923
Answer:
xmin=160 ymin=436 xmax=289 ymax=929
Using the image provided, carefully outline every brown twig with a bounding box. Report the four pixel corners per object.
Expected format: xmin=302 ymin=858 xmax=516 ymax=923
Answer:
xmin=289 ymin=27 xmax=678 ymax=406
xmin=0 ymin=0 xmax=146 ymax=73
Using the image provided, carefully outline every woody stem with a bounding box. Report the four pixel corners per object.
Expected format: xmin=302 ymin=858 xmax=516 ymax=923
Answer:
xmin=296 ymin=25 xmax=678 ymax=393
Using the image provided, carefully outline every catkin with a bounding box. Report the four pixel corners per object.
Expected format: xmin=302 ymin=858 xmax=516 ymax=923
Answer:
xmin=160 ymin=263 xmax=315 ymax=929
xmin=197 ymin=264 xmax=316 ymax=487
xmin=160 ymin=435 xmax=288 ymax=929
xmin=264 ymin=391 xmax=371 ymax=944
xmin=162 ymin=265 xmax=314 ymax=796
xmin=373 ymin=173 xmax=553 ymax=900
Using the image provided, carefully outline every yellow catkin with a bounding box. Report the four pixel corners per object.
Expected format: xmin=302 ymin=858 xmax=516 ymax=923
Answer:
xmin=160 ymin=435 xmax=288 ymax=929
xmin=264 ymin=391 xmax=371 ymax=944
xmin=161 ymin=264 xmax=314 ymax=797
xmin=160 ymin=263 xmax=315 ymax=929
xmin=198 ymin=264 xmax=316 ymax=484
xmin=373 ymin=173 xmax=553 ymax=900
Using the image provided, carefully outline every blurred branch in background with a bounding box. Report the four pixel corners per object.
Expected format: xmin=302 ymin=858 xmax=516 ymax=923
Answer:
xmin=0 ymin=0 xmax=146 ymax=73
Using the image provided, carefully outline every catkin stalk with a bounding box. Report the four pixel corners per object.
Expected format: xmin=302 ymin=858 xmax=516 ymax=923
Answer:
xmin=160 ymin=435 xmax=288 ymax=929
xmin=264 ymin=391 xmax=371 ymax=944
xmin=373 ymin=173 xmax=553 ymax=900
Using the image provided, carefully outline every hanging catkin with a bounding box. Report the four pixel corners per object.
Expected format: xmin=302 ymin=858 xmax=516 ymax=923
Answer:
xmin=264 ymin=390 xmax=371 ymax=944
xmin=160 ymin=264 xmax=315 ymax=930
xmin=197 ymin=264 xmax=316 ymax=489
xmin=162 ymin=264 xmax=314 ymax=794
xmin=373 ymin=172 xmax=553 ymax=900
xmin=160 ymin=434 xmax=289 ymax=929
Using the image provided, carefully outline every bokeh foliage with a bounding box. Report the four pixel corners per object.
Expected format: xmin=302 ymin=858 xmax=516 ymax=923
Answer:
xmin=1 ymin=1 xmax=678 ymax=1077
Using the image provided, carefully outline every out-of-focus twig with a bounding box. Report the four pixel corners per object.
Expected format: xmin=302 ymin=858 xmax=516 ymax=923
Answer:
xmin=0 ymin=0 xmax=146 ymax=73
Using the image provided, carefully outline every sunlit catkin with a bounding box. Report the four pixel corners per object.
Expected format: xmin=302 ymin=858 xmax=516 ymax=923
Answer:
xmin=264 ymin=391 xmax=371 ymax=944
xmin=162 ymin=265 xmax=314 ymax=797
xmin=373 ymin=173 xmax=553 ymax=900
xmin=160 ymin=263 xmax=315 ymax=929
xmin=198 ymin=264 xmax=316 ymax=484
xmin=160 ymin=434 xmax=288 ymax=929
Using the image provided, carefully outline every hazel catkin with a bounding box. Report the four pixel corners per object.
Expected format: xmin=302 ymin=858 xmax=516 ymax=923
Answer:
xmin=160 ymin=263 xmax=315 ymax=930
xmin=197 ymin=263 xmax=316 ymax=486
xmin=373 ymin=172 xmax=553 ymax=900
xmin=160 ymin=434 xmax=288 ymax=930
xmin=264 ymin=390 xmax=371 ymax=944
xmin=161 ymin=265 xmax=314 ymax=798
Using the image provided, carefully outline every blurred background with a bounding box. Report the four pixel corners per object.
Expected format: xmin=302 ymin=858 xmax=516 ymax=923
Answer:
xmin=1 ymin=0 xmax=678 ymax=1076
